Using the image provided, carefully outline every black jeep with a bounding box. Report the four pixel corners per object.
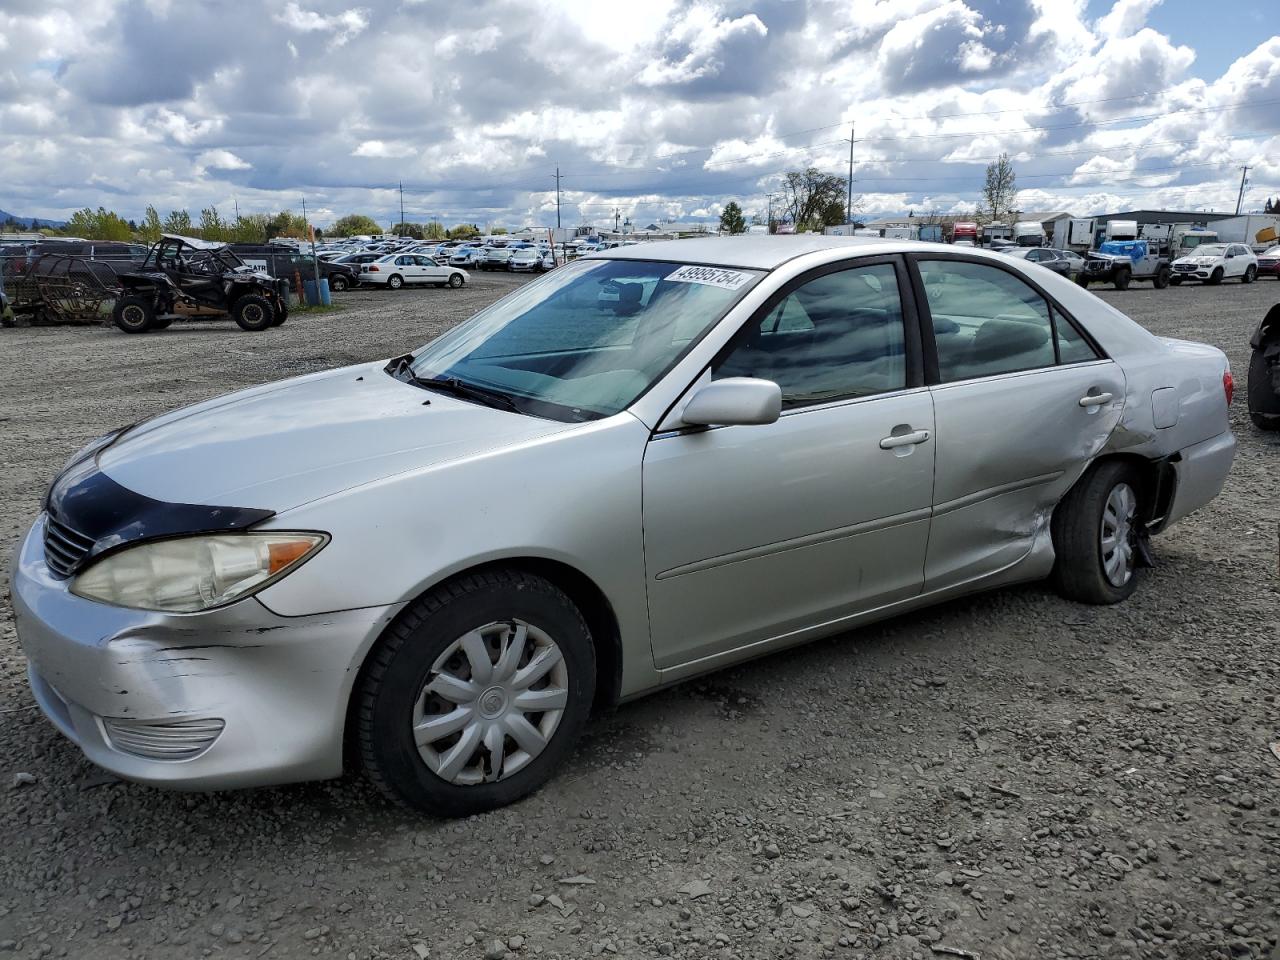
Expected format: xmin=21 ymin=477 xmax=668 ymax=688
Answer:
xmin=111 ymin=235 xmax=290 ymax=333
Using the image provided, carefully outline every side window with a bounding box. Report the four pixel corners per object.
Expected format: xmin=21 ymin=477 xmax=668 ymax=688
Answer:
xmin=919 ymin=260 xmax=1056 ymax=382
xmin=1054 ymin=308 xmax=1099 ymax=364
xmin=714 ymin=263 xmax=906 ymax=407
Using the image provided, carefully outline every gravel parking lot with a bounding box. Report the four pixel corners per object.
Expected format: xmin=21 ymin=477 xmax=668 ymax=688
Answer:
xmin=1 ymin=271 xmax=1277 ymax=960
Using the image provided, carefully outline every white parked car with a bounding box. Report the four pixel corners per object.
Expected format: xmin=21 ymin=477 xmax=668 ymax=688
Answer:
xmin=360 ymin=254 xmax=468 ymax=289
xmin=449 ymin=246 xmax=486 ymax=267
xmin=1170 ymin=243 xmax=1258 ymax=285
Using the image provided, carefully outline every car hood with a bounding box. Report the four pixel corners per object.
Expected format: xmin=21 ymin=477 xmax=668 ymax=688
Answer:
xmin=96 ymin=361 xmax=574 ymax=513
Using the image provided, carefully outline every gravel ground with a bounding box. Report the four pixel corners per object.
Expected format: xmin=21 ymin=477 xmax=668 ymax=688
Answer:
xmin=1 ymin=271 xmax=1277 ymax=960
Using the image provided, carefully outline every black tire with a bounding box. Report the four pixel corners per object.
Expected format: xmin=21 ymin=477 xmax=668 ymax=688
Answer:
xmin=329 ymin=274 xmax=349 ymax=292
xmin=151 ymin=316 xmax=174 ymax=330
xmin=387 ymin=274 xmax=404 ymax=290
xmin=1242 ymin=265 xmax=1256 ymax=284
xmin=448 ymin=273 xmax=464 ymax=289
xmin=1076 ymin=275 xmax=1090 ymax=288
xmin=1247 ymin=346 xmax=1280 ymax=430
xmin=112 ymin=295 xmax=155 ymax=334
xmin=271 ymin=301 xmax=288 ymax=327
xmin=1050 ymin=461 xmax=1144 ymax=605
xmin=356 ymin=569 xmax=596 ymax=817
xmin=1207 ymin=267 xmax=1223 ymax=286
xmin=233 ymin=294 xmax=275 ymax=332
xmin=1112 ymin=268 xmax=1131 ymax=291
xmin=1153 ymin=266 xmax=1170 ymax=289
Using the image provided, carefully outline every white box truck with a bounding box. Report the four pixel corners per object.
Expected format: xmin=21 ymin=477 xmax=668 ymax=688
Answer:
xmin=1065 ymin=218 xmax=1096 ymax=251
xmin=1211 ymin=215 xmax=1280 ymax=253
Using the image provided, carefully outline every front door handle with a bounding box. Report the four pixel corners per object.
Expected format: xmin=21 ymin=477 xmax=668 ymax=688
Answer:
xmin=879 ymin=429 xmax=931 ymax=450
xmin=1078 ymin=392 xmax=1113 ymax=408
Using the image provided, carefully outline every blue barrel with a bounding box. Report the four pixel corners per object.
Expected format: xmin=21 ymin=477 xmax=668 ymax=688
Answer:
xmin=318 ymin=278 xmax=331 ymax=306
xmin=303 ymin=279 xmax=318 ymax=305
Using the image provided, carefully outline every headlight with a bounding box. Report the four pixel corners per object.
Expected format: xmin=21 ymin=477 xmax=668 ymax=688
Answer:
xmin=71 ymin=532 xmax=327 ymax=613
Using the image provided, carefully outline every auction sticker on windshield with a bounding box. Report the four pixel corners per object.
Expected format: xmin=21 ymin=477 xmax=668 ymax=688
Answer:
xmin=666 ymin=265 xmax=754 ymax=290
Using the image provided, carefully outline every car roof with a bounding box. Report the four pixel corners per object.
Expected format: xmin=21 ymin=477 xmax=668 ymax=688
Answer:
xmin=590 ymin=234 xmax=991 ymax=270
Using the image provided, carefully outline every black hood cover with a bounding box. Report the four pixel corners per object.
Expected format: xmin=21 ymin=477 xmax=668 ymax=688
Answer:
xmin=44 ymin=453 xmax=274 ymax=577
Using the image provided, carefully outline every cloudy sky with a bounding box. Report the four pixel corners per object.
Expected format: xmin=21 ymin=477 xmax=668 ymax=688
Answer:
xmin=1 ymin=0 xmax=1277 ymax=230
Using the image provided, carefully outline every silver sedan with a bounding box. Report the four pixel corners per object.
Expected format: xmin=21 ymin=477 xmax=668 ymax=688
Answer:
xmin=11 ymin=236 xmax=1235 ymax=816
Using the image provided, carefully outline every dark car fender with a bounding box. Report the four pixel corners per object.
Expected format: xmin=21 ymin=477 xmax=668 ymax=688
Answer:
xmin=1248 ymin=303 xmax=1280 ymax=349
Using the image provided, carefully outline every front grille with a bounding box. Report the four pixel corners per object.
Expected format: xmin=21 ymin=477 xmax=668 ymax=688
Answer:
xmin=1174 ymin=264 xmax=1195 ymax=271
xmin=102 ymin=717 xmax=225 ymax=761
xmin=43 ymin=514 xmax=95 ymax=579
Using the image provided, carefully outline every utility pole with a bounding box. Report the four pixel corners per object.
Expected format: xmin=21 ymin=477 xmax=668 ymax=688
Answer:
xmin=613 ymin=207 xmax=621 ymax=233
xmin=844 ymin=123 xmax=856 ymax=225
xmin=301 ymin=196 xmax=319 ymax=304
xmin=552 ymin=168 xmax=562 ymax=230
xmin=1235 ymin=165 xmax=1250 ymax=216
xmin=234 ymin=198 xmax=239 ymax=221
xmin=398 ymin=180 xmax=405 ymax=236
xmin=766 ymin=192 xmax=781 ymax=234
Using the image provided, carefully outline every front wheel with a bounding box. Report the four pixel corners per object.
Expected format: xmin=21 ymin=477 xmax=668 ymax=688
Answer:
xmin=1076 ymin=275 xmax=1090 ymax=288
xmin=1207 ymin=267 xmax=1223 ymax=286
xmin=112 ymin=295 xmax=156 ymax=334
xmin=1113 ymin=268 xmax=1131 ymax=291
xmin=356 ymin=570 xmax=596 ymax=817
xmin=448 ymin=273 xmax=464 ymax=288
xmin=271 ymin=301 xmax=288 ymax=327
xmin=1051 ymin=461 xmax=1144 ymax=605
xmin=1153 ymin=266 xmax=1170 ymax=289
xmin=387 ymin=274 xmax=404 ymax=290
xmin=1242 ymin=265 xmax=1256 ymax=284
xmin=328 ymin=274 xmax=348 ymax=292
xmin=233 ymin=294 xmax=275 ymax=331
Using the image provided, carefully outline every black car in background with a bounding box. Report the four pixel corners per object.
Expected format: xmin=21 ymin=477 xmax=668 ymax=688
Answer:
xmin=1002 ymin=247 xmax=1085 ymax=278
xmin=228 ymin=244 xmax=359 ymax=291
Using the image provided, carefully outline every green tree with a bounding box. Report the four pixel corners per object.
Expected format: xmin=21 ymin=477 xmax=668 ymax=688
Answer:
xmin=489 ymin=225 xmax=508 ymax=235
xmin=198 ymin=205 xmax=228 ymax=241
xmin=423 ymin=221 xmax=447 ymax=240
xmin=447 ymin=223 xmax=481 ymax=239
xmin=162 ymin=209 xmax=194 ymax=234
xmin=267 ymin=210 xmax=308 ymax=239
xmin=62 ymin=207 xmax=134 ymax=241
xmin=719 ymin=201 xmax=747 ymax=235
xmin=139 ymin=206 xmax=163 ymax=243
xmin=390 ymin=221 xmax=425 ymax=239
xmin=330 ymin=214 xmax=384 ymax=237
xmin=981 ymin=153 xmax=1017 ymax=223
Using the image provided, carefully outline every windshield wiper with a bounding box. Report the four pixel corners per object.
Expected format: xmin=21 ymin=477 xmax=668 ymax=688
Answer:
xmin=417 ymin=376 xmax=522 ymax=412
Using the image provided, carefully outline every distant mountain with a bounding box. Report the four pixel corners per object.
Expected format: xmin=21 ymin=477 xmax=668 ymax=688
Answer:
xmin=0 ymin=208 xmax=66 ymax=229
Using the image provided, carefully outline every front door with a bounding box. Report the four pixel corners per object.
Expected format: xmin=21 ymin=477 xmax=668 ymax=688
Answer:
xmin=642 ymin=259 xmax=935 ymax=670
xmin=912 ymin=256 xmax=1126 ymax=589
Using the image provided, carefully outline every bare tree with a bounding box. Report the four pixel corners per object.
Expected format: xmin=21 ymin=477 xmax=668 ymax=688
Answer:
xmin=781 ymin=167 xmax=854 ymax=231
xmin=982 ymin=153 xmax=1017 ymax=223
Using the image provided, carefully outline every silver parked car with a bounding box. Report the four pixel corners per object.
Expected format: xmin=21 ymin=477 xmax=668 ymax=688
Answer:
xmin=12 ymin=237 xmax=1235 ymax=816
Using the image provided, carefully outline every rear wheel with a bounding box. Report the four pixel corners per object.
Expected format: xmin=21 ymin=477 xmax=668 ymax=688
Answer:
xmin=1242 ymin=265 xmax=1257 ymax=284
xmin=1207 ymin=267 xmax=1224 ymax=285
xmin=1051 ymin=461 xmax=1144 ymax=605
xmin=233 ymin=294 xmax=275 ymax=331
xmin=356 ymin=570 xmax=595 ymax=817
xmin=271 ymin=301 xmax=288 ymax=327
xmin=112 ymin=295 xmax=155 ymax=334
xmin=449 ymin=273 xmax=464 ymax=288
xmin=151 ymin=316 xmax=174 ymax=330
xmin=388 ymin=274 xmax=404 ymax=290
xmin=329 ymin=274 xmax=349 ymax=292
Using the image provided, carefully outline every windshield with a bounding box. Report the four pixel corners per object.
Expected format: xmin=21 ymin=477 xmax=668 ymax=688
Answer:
xmin=407 ymin=259 xmax=762 ymax=421
xmin=1194 ymin=245 xmax=1226 ymax=257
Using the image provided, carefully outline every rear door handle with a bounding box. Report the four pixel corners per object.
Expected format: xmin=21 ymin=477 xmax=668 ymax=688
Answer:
xmin=1078 ymin=392 xmax=1113 ymax=408
xmin=879 ymin=429 xmax=931 ymax=449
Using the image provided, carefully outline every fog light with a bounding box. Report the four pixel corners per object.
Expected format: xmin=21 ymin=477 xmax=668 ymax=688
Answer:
xmin=101 ymin=717 xmax=225 ymax=761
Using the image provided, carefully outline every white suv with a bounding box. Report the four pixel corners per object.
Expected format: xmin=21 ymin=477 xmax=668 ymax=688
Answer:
xmin=1171 ymin=243 xmax=1258 ymax=285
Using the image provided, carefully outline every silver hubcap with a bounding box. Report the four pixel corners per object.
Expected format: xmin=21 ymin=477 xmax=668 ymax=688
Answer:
xmin=413 ymin=620 xmax=568 ymax=786
xmin=1101 ymin=483 xmax=1137 ymax=587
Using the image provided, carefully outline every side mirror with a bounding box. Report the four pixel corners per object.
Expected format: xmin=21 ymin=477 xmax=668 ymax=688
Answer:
xmin=680 ymin=377 xmax=782 ymax=427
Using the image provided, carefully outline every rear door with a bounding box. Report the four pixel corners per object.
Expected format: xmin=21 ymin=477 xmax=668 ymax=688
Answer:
xmin=909 ymin=255 xmax=1125 ymax=590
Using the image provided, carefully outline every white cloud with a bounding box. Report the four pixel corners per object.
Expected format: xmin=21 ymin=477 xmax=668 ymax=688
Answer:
xmin=1095 ymin=0 xmax=1161 ymax=39
xmin=273 ymin=2 xmax=369 ymax=47
xmin=352 ymin=140 xmax=417 ymax=159
xmin=194 ymin=149 xmax=251 ymax=174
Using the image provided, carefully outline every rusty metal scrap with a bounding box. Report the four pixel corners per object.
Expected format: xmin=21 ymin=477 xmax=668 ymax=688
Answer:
xmin=1 ymin=255 xmax=119 ymax=325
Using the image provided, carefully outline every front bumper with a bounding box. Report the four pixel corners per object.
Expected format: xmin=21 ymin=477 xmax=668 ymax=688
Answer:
xmin=11 ymin=516 xmax=401 ymax=790
xmin=1173 ymin=266 xmax=1214 ymax=279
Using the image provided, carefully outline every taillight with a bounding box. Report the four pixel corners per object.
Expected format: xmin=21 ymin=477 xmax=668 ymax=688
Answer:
xmin=1223 ymin=369 xmax=1234 ymax=406
xmin=368 ymin=265 xmax=380 ymax=272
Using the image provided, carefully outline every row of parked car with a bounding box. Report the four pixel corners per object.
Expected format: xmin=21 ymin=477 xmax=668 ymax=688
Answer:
xmin=998 ymin=241 xmax=1279 ymax=290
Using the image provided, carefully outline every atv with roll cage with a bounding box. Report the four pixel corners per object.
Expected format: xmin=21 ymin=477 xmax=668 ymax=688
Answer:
xmin=111 ymin=234 xmax=291 ymax=333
